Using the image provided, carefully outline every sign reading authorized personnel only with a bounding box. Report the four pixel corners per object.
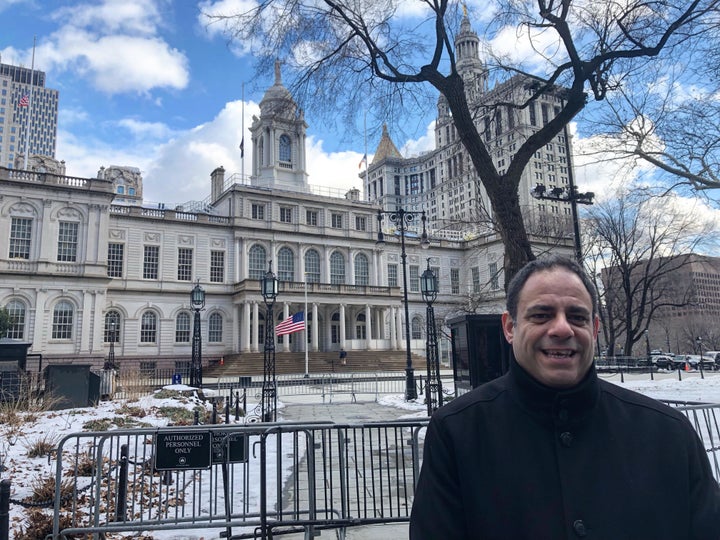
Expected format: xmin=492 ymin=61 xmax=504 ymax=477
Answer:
xmin=154 ymin=431 xmax=212 ymax=470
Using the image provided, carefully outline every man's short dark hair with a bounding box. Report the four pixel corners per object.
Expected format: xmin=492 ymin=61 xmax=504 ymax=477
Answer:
xmin=506 ymin=254 xmax=598 ymax=320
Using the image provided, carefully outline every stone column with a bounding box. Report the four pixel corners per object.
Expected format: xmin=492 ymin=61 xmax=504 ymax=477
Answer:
xmin=365 ymin=304 xmax=374 ymax=350
xmin=339 ymin=304 xmax=346 ymax=348
xmin=312 ymin=302 xmax=319 ymax=352
xmin=251 ymin=302 xmax=259 ymax=353
xmin=241 ymin=302 xmax=251 ymax=352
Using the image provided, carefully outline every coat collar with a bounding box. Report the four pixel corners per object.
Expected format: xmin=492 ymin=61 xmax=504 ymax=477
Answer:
xmin=508 ymin=357 xmax=601 ymax=428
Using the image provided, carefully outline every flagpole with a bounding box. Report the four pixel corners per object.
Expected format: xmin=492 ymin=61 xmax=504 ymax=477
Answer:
xmin=304 ymin=276 xmax=309 ymax=378
xmin=241 ymin=82 xmax=245 ymax=182
xmin=23 ymin=36 xmax=36 ymax=171
xmin=363 ymin=110 xmax=369 ymax=197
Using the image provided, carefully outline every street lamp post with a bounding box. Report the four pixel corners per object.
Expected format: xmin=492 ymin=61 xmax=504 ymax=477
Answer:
xmin=190 ymin=282 xmax=206 ymax=388
xmin=377 ymin=208 xmax=430 ymax=401
xmin=105 ymin=318 xmax=118 ymax=370
xmin=697 ymin=336 xmax=705 ymax=379
xmin=260 ymin=261 xmax=279 ymax=422
xmin=645 ymin=329 xmax=653 ymax=381
xmin=530 ymin=183 xmax=594 ymax=262
xmin=420 ymin=259 xmax=443 ymax=416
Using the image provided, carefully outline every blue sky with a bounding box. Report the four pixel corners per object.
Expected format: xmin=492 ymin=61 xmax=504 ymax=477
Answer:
xmin=0 ymin=0 xmax=410 ymax=204
xmin=1 ymin=0 xmax=717 ymax=227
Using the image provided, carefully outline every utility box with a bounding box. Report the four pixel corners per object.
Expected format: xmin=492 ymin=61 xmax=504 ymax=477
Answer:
xmin=0 ymin=338 xmax=32 ymax=401
xmin=44 ymin=364 xmax=95 ymax=410
xmin=449 ymin=314 xmax=512 ymax=396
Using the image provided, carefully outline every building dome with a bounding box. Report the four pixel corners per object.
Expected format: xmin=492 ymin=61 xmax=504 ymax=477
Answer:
xmin=259 ymin=60 xmax=298 ymax=118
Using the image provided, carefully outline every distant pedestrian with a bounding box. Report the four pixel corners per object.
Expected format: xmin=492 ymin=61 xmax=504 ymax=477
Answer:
xmin=339 ymin=348 xmax=347 ymax=366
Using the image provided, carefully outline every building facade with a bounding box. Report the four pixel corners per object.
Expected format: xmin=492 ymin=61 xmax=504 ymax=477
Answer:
xmin=0 ymin=22 xmax=575 ymax=374
xmin=362 ymin=14 xmax=578 ymax=244
xmin=0 ymin=62 xmax=59 ymax=168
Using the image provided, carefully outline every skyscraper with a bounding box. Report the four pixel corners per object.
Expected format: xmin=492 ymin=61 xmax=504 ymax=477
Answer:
xmin=0 ymin=62 xmax=59 ymax=168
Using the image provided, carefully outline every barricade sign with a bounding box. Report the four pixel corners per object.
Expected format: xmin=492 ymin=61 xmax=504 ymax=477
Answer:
xmin=154 ymin=431 xmax=212 ymax=470
xmin=211 ymin=432 xmax=249 ymax=463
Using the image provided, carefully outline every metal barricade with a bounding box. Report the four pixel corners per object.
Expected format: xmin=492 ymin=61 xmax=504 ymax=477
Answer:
xmin=51 ymin=419 xmax=427 ymax=539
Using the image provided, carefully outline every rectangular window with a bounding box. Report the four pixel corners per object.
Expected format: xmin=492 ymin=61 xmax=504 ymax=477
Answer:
xmin=107 ymin=243 xmax=124 ymax=278
xmin=451 ymin=268 xmax=460 ymax=294
xmin=139 ymin=361 xmax=157 ymax=378
xmin=57 ymin=221 xmax=79 ymax=262
xmin=178 ymin=248 xmax=193 ymax=281
xmin=409 ymin=264 xmax=420 ymax=293
xmin=252 ymin=203 xmax=265 ymax=220
xmin=331 ymin=213 xmax=343 ymax=228
xmin=306 ymin=209 xmax=318 ymax=225
xmin=9 ymin=217 xmax=32 ymax=259
xmin=355 ymin=216 xmax=367 ymax=231
xmin=210 ymin=250 xmax=225 ymax=283
xmin=529 ymin=103 xmax=537 ymax=126
xmin=280 ymin=207 xmax=292 ymax=223
xmin=472 ymin=267 xmax=481 ymax=293
xmin=388 ymin=264 xmax=398 ymax=288
xmin=143 ymin=245 xmax=160 ymax=279
xmin=489 ymin=262 xmax=500 ymax=290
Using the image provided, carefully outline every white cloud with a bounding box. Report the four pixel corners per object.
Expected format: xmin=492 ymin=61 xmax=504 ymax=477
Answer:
xmin=487 ymin=22 xmax=565 ymax=73
xmin=400 ymin=121 xmax=436 ymax=157
xmin=117 ymin=118 xmax=177 ymax=140
xmin=3 ymin=0 xmax=190 ymax=96
xmin=51 ymin=0 xmax=165 ymax=36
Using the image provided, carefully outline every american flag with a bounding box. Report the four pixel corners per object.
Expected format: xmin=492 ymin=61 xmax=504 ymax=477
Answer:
xmin=275 ymin=312 xmax=305 ymax=336
xmin=239 ymin=137 xmax=244 ymax=158
xmin=358 ymin=153 xmax=367 ymax=169
xmin=18 ymin=94 xmax=29 ymax=107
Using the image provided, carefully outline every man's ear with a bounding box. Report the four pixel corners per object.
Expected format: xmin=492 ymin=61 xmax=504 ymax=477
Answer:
xmin=501 ymin=311 xmax=514 ymax=343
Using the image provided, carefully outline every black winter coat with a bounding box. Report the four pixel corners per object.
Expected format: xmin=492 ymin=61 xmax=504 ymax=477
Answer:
xmin=410 ymin=360 xmax=720 ymax=539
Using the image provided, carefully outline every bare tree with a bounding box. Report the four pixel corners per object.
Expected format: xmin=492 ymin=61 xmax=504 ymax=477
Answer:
xmin=587 ymin=63 xmax=720 ymax=193
xmin=583 ymin=188 xmax=717 ymax=357
xmin=203 ymin=0 xmax=720 ymax=283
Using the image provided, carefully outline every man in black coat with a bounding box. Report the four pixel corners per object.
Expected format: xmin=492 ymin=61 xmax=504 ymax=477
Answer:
xmin=410 ymin=255 xmax=720 ymax=539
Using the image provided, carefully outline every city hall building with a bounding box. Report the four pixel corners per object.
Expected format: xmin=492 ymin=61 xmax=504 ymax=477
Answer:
xmin=0 ymin=15 xmax=575 ymax=374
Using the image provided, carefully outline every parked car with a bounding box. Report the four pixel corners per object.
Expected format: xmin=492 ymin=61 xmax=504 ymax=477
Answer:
xmin=651 ymin=355 xmax=675 ymax=370
xmin=669 ymin=355 xmax=690 ymax=370
xmin=699 ymin=354 xmax=719 ymax=371
xmin=704 ymin=351 xmax=720 ymax=369
xmin=680 ymin=355 xmax=716 ymax=371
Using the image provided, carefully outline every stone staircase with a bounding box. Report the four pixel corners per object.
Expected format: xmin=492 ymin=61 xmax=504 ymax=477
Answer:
xmin=204 ymin=350 xmax=424 ymax=377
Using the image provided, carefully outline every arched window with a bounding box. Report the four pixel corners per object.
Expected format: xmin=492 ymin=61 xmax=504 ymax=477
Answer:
xmin=277 ymin=247 xmax=295 ymax=282
xmin=279 ymin=134 xmax=291 ymax=163
xmin=175 ymin=312 xmax=191 ymax=343
xmin=304 ymin=249 xmax=321 ymax=283
xmin=330 ymin=252 xmax=345 ymax=285
xmin=208 ymin=313 xmax=223 ymax=342
xmin=52 ymin=300 xmax=74 ymax=340
xmin=141 ymin=311 xmax=157 ymax=343
xmin=5 ymin=300 xmax=26 ymax=339
xmin=411 ymin=316 xmax=423 ymax=340
xmin=355 ymin=312 xmax=367 ymax=340
xmin=354 ymin=253 xmax=369 ymax=286
xmin=248 ymin=244 xmax=267 ymax=280
xmin=104 ymin=310 xmax=121 ymax=343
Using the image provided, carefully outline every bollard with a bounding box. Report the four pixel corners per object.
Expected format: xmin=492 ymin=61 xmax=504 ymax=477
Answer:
xmin=212 ymin=402 xmax=218 ymax=425
xmin=115 ymin=445 xmax=128 ymax=522
xmin=225 ymin=400 xmax=230 ymax=424
xmin=0 ymin=479 xmax=10 ymax=540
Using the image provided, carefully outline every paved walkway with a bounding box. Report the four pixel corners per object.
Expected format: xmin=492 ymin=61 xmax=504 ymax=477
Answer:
xmin=278 ymin=394 xmax=417 ymax=539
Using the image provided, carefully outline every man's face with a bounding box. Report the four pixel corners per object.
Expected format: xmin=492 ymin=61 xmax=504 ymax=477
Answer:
xmin=502 ymin=267 xmax=600 ymax=389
